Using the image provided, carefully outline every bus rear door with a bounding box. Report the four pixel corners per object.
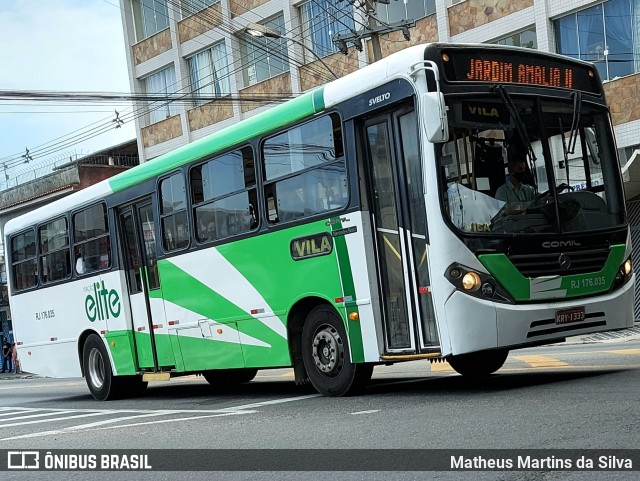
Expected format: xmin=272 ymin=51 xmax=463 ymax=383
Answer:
xmin=117 ymin=200 xmax=174 ymax=371
xmin=362 ymin=108 xmax=439 ymax=354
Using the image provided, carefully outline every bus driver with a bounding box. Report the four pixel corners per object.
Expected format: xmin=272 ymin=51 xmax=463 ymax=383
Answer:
xmin=495 ymin=157 xmax=535 ymax=203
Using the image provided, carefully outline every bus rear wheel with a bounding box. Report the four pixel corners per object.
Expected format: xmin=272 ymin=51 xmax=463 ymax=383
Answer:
xmin=301 ymin=305 xmax=372 ymax=396
xmin=203 ymin=368 xmax=258 ymax=387
xmin=82 ymin=334 xmax=122 ymax=401
xmin=447 ymin=349 xmax=509 ymax=378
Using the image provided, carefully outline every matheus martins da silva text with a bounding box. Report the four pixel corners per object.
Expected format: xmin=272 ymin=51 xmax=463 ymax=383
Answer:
xmin=451 ymin=455 xmax=633 ymax=470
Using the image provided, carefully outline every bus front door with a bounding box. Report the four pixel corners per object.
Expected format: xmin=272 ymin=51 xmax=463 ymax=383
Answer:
xmin=118 ymin=201 xmax=174 ymax=371
xmin=363 ymin=109 xmax=439 ymax=354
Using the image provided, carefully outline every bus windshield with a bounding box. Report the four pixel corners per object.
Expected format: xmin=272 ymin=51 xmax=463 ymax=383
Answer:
xmin=438 ymin=94 xmax=626 ymax=236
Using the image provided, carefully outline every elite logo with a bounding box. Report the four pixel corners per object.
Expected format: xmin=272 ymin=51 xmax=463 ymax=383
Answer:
xmin=85 ymin=281 xmax=121 ymax=322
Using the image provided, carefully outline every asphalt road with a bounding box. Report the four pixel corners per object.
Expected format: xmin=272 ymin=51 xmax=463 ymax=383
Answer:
xmin=0 ymin=339 xmax=639 ymax=480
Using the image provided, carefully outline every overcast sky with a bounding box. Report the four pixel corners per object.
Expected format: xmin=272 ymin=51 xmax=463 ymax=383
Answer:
xmin=0 ymin=0 xmax=136 ymax=181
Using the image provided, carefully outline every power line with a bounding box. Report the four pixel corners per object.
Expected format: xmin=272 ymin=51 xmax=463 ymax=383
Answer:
xmin=1 ymin=0 xmax=360 ymax=168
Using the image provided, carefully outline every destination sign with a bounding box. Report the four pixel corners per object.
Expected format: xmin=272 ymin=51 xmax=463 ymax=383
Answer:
xmin=440 ymin=49 xmax=600 ymax=94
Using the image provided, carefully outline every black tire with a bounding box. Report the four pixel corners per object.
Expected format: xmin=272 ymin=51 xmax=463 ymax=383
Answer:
xmin=203 ymin=368 xmax=258 ymax=386
xmin=82 ymin=334 xmax=122 ymax=401
xmin=301 ymin=305 xmax=372 ymax=396
xmin=448 ymin=349 xmax=509 ymax=378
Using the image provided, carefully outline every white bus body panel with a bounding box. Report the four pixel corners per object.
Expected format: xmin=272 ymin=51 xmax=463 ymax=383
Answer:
xmin=444 ymin=274 xmax=634 ymax=355
xmin=12 ymin=270 xmax=127 ymax=378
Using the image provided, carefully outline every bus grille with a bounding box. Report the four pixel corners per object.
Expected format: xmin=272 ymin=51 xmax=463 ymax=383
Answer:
xmin=507 ymin=248 xmax=610 ymax=278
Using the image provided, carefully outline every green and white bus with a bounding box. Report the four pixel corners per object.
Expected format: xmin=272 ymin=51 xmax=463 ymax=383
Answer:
xmin=6 ymin=43 xmax=634 ymax=400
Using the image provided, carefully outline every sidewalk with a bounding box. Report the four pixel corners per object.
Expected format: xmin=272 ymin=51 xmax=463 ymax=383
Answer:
xmin=564 ymin=323 xmax=640 ymax=344
xmin=0 ymin=371 xmax=40 ymax=381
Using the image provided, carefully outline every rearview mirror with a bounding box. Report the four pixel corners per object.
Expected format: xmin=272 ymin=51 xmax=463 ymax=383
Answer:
xmin=422 ymin=92 xmax=449 ymax=143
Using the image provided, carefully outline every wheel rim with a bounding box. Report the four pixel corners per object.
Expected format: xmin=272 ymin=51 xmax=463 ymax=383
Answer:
xmin=87 ymin=348 xmax=105 ymax=389
xmin=311 ymin=324 xmax=344 ymax=377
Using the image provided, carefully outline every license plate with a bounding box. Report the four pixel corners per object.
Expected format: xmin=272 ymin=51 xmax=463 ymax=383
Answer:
xmin=555 ymin=306 xmax=586 ymax=325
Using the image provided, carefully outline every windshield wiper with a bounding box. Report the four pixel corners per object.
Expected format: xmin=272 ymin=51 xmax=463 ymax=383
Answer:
xmin=567 ymin=91 xmax=582 ymax=155
xmin=558 ymin=91 xmax=583 ymax=192
xmin=493 ymin=84 xmax=538 ymax=184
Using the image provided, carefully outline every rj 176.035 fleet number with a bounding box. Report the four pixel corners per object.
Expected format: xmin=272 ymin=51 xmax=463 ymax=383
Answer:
xmin=570 ymin=276 xmax=606 ymax=290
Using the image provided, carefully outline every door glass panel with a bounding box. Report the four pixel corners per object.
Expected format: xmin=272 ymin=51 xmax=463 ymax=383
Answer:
xmin=366 ymin=123 xmax=411 ymax=349
xmin=398 ymin=111 xmax=438 ymax=346
xmin=138 ymin=204 xmax=160 ymax=290
xmin=120 ymin=210 xmax=142 ymax=294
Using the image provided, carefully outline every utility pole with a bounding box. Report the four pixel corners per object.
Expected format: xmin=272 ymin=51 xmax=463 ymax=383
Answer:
xmin=365 ymin=0 xmax=383 ymax=62
xmin=333 ymin=0 xmax=414 ymax=63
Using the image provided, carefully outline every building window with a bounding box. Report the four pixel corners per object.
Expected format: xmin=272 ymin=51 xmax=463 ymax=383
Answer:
xmin=299 ymin=0 xmax=356 ymax=57
xmin=188 ymin=42 xmax=231 ymax=106
xmin=73 ymin=204 xmax=110 ymax=275
xmin=263 ymin=114 xmax=348 ymax=224
xmin=160 ymin=173 xmax=190 ymax=252
xmin=240 ymin=14 xmax=289 ymax=87
xmin=39 ymin=218 xmax=71 ymax=284
xmin=555 ymin=0 xmax=639 ymax=81
xmin=492 ymin=28 xmax=537 ymax=49
xmin=182 ymin=0 xmax=219 ymax=17
xmin=144 ymin=66 xmax=178 ymax=124
xmin=376 ymin=0 xmax=435 ymax=23
xmin=191 ymin=147 xmax=257 ymax=242
xmin=133 ymin=0 xmax=170 ymax=40
xmin=11 ymin=229 xmax=37 ymax=292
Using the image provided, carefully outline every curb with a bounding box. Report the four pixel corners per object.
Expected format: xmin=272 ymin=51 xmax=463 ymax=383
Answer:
xmin=0 ymin=373 xmax=41 ymax=381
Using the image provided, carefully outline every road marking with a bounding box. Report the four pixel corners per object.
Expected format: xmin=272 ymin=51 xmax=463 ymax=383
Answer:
xmin=1 ymin=411 xmax=177 ymax=441
xmin=224 ymin=394 xmax=320 ymax=411
xmin=604 ymin=349 xmax=640 ymax=356
xmin=0 ymin=410 xmax=78 ymax=421
xmin=2 ymin=411 xmax=116 ymax=428
xmin=513 ymin=355 xmax=569 ymax=368
xmin=430 ymin=361 xmax=454 ymax=372
xmin=96 ymin=411 xmax=249 ymax=431
xmin=0 ymin=409 xmax=33 ymax=418
xmin=0 ymin=394 xmax=318 ymax=440
xmin=351 ymin=410 xmax=380 ymax=415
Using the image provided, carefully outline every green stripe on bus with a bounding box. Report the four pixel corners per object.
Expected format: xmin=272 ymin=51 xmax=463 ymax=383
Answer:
xmin=479 ymin=244 xmax=627 ymax=301
xmin=108 ymin=88 xmax=325 ymax=193
xmin=157 ymin=259 xmax=289 ymax=361
xmin=330 ymin=217 xmax=364 ymax=363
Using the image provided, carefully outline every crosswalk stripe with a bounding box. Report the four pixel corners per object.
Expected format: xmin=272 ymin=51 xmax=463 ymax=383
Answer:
xmin=0 ymin=410 xmax=78 ymax=421
xmin=0 ymin=410 xmax=33 ymax=418
xmin=513 ymin=355 xmax=570 ymax=368
xmin=2 ymin=411 xmax=114 ymax=428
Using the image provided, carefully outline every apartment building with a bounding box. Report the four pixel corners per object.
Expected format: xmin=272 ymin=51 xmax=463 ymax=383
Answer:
xmin=118 ymin=0 xmax=640 ymax=169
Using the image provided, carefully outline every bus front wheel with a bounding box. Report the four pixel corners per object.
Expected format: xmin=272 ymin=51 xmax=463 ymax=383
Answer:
xmin=447 ymin=349 xmax=509 ymax=378
xmin=82 ymin=334 xmax=121 ymax=401
xmin=301 ymin=305 xmax=373 ymax=396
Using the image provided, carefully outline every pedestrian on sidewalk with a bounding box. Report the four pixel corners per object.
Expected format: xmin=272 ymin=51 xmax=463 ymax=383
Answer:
xmin=11 ymin=343 xmax=20 ymax=374
xmin=1 ymin=340 xmax=12 ymax=373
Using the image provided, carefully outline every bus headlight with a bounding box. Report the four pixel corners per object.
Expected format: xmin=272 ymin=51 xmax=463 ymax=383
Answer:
xmin=611 ymin=256 xmax=633 ymax=292
xmin=445 ymin=263 xmax=513 ymax=304
xmin=462 ymin=272 xmax=481 ymax=291
xmin=624 ymin=258 xmax=632 ymax=276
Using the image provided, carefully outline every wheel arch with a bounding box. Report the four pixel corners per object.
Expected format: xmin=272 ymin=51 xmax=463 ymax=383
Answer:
xmin=77 ymin=329 xmax=105 ymax=378
xmin=287 ymin=296 xmax=337 ymax=384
